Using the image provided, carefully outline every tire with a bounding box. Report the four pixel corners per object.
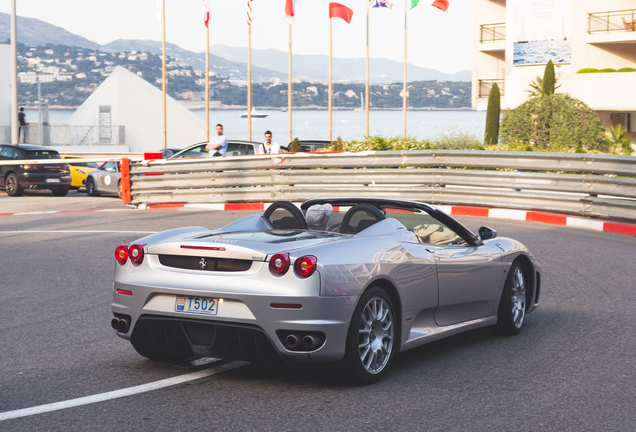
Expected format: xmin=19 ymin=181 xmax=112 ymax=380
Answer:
xmin=494 ymin=261 xmax=527 ymax=336
xmin=86 ymin=177 xmax=99 ymax=196
xmin=5 ymin=173 xmax=23 ymax=197
xmin=51 ymin=187 xmax=69 ymax=197
xmin=117 ymin=180 xmax=122 ymax=199
xmin=342 ymin=286 xmax=397 ymax=385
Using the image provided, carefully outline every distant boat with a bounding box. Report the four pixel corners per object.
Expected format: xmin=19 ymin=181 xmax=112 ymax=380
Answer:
xmin=354 ymin=92 xmax=364 ymax=111
xmin=281 ymin=108 xmax=288 ymax=112
xmin=241 ymin=108 xmax=268 ymax=118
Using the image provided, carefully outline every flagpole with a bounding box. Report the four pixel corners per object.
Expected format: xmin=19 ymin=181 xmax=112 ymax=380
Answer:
xmin=205 ymin=24 xmax=210 ymax=142
xmin=162 ymin=0 xmax=167 ymax=149
xmin=328 ymin=18 xmax=332 ymax=142
xmin=365 ymin=6 xmax=370 ymax=139
xmin=10 ymin=0 xmax=18 ymax=145
xmin=403 ymin=0 xmax=407 ymax=139
xmin=288 ymin=23 xmax=292 ymax=144
xmin=247 ymin=24 xmax=252 ymax=141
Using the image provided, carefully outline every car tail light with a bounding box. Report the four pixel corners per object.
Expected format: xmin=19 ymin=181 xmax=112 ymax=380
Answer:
xmin=129 ymin=244 xmax=145 ymax=264
xmin=115 ymin=245 xmax=129 ymax=264
xmin=294 ymin=255 xmax=317 ymax=278
xmin=269 ymin=253 xmax=290 ymax=275
xmin=21 ymin=164 xmax=40 ymax=169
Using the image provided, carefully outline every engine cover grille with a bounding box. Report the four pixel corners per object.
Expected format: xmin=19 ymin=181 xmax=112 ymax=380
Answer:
xmin=158 ymin=254 xmax=252 ymax=272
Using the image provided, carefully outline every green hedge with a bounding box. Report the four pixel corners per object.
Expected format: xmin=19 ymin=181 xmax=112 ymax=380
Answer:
xmin=577 ymin=67 xmax=636 ymax=73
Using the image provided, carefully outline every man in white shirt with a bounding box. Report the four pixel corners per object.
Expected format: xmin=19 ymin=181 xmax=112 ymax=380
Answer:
xmin=205 ymin=124 xmax=228 ymax=156
xmin=258 ymin=130 xmax=281 ymax=155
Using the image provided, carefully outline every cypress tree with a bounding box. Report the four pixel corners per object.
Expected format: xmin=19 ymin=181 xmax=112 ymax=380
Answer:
xmin=484 ymin=83 xmax=501 ymax=145
xmin=543 ymin=60 xmax=556 ymax=96
xmin=288 ymin=137 xmax=302 ymax=152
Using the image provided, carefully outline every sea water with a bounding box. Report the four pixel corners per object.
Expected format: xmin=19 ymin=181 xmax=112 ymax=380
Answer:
xmin=25 ymin=109 xmax=487 ymax=144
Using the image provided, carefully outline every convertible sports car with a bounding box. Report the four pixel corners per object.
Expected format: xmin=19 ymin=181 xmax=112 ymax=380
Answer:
xmin=111 ymin=198 xmax=541 ymax=384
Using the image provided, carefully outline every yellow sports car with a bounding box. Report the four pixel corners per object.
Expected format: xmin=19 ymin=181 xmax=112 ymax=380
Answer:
xmin=61 ymin=156 xmax=100 ymax=189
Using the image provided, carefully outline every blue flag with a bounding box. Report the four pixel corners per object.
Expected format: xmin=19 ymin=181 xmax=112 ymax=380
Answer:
xmin=369 ymin=0 xmax=393 ymax=8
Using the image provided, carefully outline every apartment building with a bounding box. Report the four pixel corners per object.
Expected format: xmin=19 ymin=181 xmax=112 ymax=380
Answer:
xmin=473 ymin=0 xmax=636 ymax=141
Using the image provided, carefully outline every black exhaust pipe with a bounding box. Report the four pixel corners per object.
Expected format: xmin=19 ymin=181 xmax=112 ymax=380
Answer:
xmin=111 ymin=317 xmax=120 ymax=330
xmin=117 ymin=317 xmax=130 ymax=333
xmin=302 ymin=335 xmax=317 ymax=350
xmin=285 ymin=334 xmax=300 ymax=349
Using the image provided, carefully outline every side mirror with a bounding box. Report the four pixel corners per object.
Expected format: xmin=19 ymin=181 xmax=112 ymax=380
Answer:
xmin=478 ymin=226 xmax=497 ymax=241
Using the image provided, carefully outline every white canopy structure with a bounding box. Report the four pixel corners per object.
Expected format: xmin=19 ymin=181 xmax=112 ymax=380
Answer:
xmin=68 ymin=66 xmax=205 ymax=152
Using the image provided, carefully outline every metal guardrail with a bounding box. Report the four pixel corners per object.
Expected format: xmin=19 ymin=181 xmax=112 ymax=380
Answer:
xmin=128 ymin=151 xmax=636 ymax=220
xmin=0 ymin=125 xmax=125 ymax=145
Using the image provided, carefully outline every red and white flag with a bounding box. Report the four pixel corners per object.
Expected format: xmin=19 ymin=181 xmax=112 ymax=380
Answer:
xmin=431 ymin=0 xmax=449 ymax=11
xmin=247 ymin=0 xmax=254 ymax=25
xmin=202 ymin=0 xmax=210 ymax=27
xmin=329 ymin=0 xmax=353 ymax=24
xmin=285 ymin=0 xmax=297 ymax=24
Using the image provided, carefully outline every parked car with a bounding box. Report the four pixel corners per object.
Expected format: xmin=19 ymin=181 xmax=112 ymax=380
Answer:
xmin=169 ymin=140 xmax=288 ymax=159
xmin=85 ymin=161 xmax=121 ymax=198
xmin=61 ymin=156 xmax=99 ymax=190
xmin=0 ymin=144 xmax=72 ymax=197
xmin=111 ymin=198 xmax=541 ymax=384
xmin=290 ymin=140 xmax=331 ymax=152
xmin=157 ymin=148 xmax=182 ymax=159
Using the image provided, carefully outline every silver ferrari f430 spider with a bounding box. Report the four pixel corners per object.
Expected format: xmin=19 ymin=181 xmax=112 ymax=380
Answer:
xmin=111 ymin=198 xmax=541 ymax=384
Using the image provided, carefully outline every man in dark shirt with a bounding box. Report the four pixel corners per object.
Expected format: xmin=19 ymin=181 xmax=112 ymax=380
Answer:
xmin=18 ymin=108 xmax=26 ymax=143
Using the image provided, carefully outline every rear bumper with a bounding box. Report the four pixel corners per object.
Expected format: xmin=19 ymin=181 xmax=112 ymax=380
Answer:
xmin=19 ymin=172 xmax=72 ymax=189
xmin=112 ymin=260 xmax=358 ymax=363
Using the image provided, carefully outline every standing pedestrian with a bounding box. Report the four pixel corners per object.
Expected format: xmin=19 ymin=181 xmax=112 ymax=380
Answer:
xmin=205 ymin=124 xmax=228 ymax=156
xmin=258 ymin=130 xmax=281 ymax=154
xmin=18 ymin=107 xmax=27 ymax=143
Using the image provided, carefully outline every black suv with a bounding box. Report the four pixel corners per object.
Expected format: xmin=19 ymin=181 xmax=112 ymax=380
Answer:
xmin=0 ymin=144 xmax=72 ymax=197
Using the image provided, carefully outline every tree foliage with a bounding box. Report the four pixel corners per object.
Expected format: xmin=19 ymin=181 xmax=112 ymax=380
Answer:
xmin=608 ymin=124 xmax=633 ymax=155
xmin=288 ymin=138 xmax=302 ymax=152
xmin=484 ymin=83 xmax=500 ymax=145
xmin=500 ymin=94 xmax=608 ymax=153
xmin=542 ymin=60 xmax=557 ymax=96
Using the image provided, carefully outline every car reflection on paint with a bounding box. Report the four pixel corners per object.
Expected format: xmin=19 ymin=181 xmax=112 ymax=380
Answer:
xmin=85 ymin=161 xmax=122 ymax=198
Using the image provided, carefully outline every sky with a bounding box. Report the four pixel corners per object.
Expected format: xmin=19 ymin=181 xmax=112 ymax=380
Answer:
xmin=0 ymin=0 xmax=475 ymax=73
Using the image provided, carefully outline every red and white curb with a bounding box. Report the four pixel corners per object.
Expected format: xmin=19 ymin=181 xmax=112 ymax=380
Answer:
xmin=138 ymin=202 xmax=636 ymax=238
xmin=0 ymin=209 xmax=132 ymax=217
xmin=2 ymin=202 xmax=634 ymax=237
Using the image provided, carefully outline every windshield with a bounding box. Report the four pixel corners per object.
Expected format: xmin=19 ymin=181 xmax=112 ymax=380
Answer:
xmin=25 ymin=150 xmax=61 ymax=159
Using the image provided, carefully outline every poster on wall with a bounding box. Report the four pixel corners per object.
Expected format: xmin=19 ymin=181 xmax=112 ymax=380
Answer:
xmin=514 ymin=0 xmax=572 ymax=66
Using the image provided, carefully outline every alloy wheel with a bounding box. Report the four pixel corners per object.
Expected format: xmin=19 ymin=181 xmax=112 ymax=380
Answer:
xmin=358 ymin=296 xmax=394 ymax=374
xmin=6 ymin=176 xmax=16 ymax=194
xmin=511 ymin=266 xmax=526 ymax=328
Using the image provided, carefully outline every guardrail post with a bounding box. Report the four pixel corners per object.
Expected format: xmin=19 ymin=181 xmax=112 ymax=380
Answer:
xmin=121 ymin=158 xmax=131 ymax=205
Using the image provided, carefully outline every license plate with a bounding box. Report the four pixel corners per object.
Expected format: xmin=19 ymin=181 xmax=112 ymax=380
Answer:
xmin=174 ymin=296 xmax=218 ymax=316
xmin=45 ymin=178 xmax=61 ymax=183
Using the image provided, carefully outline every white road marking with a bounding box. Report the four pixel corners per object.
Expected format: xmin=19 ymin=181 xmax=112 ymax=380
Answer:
xmin=0 ymin=361 xmax=247 ymax=422
xmin=0 ymin=230 xmax=157 ymax=234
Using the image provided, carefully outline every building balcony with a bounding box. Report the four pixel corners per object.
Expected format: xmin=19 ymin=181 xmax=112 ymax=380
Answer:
xmin=587 ymin=9 xmax=636 ymax=44
xmin=479 ymin=23 xmax=506 ymax=52
xmin=559 ymin=72 xmax=636 ymax=112
xmin=478 ymin=79 xmax=505 ymax=98
xmin=479 ymin=23 xmax=506 ymax=53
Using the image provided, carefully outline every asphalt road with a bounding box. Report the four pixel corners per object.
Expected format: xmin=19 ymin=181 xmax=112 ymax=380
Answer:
xmin=0 ymin=196 xmax=635 ymax=431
